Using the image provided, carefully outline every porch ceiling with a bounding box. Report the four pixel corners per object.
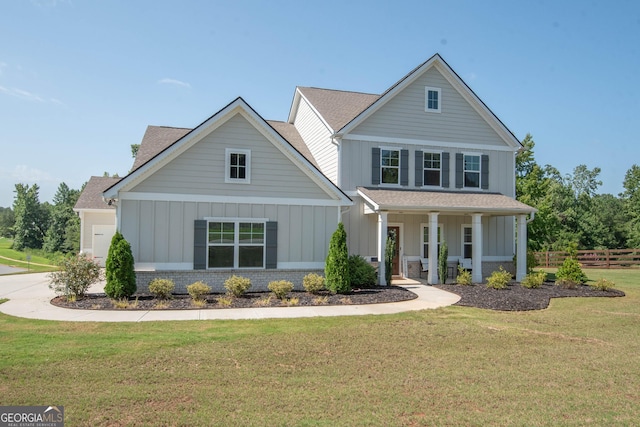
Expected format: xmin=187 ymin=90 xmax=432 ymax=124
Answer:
xmin=357 ymin=187 xmax=536 ymax=216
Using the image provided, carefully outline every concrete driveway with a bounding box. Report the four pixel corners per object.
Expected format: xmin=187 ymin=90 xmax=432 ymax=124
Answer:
xmin=0 ymin=273 xmax=461 ymax=322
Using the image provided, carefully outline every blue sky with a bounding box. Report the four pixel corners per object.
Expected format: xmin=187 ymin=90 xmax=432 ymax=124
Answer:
xmin=1 ymin=0 xmax=639 ymax=207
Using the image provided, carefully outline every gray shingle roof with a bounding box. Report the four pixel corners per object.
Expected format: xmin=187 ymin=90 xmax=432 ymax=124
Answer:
xmin=297 ymin=87 xmax=380 ymax=131
xmin=74 ymin=176 xmax=121 ymax=210
xmin=131 ymin=126 xmax=192 ymax=172
xmin=357 ymin=187 xmax=536 ymax=215
xmin=267 ymin=120 xmax=319 ymax=168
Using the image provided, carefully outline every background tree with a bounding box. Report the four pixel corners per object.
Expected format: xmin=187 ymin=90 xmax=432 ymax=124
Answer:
xmin=0 ymin=207 xmax=14 ymax=238
xmin=131 ymin=144 xmax=140 ymax=158
xmin=621 ymin=164 xmax=640 ymax=247
xmin=43 ymin=182 xmax=81 ymax=254
xmin=12 ymin=183 xmax=50 ymax=251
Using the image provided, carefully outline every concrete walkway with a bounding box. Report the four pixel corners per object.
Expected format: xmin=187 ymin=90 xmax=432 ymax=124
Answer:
xmin=0 ymin=273 xmax=460 ymax=322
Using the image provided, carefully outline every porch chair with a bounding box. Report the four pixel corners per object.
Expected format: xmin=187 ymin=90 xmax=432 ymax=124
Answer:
xmin=420 ymin=258 xmax=429 ymax=279
xmin=460 ymin=258 xmax=472 ymax=271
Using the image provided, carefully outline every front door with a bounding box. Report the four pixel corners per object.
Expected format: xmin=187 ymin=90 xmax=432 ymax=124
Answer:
xmin=387 ymin=226 xmax=400 ymax=276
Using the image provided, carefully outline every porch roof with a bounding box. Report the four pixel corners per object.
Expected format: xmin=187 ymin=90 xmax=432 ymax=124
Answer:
xmin=357 ymin=187 xmax=536 ymax=216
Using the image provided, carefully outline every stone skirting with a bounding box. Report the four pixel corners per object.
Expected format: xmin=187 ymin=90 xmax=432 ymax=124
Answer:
xmin=135 ymin=269 xmax=324 ymax=294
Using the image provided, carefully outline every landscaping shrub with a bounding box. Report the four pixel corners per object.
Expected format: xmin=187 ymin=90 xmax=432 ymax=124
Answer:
xmin=303 ymin=273 xmax=325 ymax=294
xmin=556 ymin=244 xmax=588 ymax=285
xmin=224 ymin=275 xmax=252 ymax=297
xmin=348 ymin=255 xmax=376 ymax=287
xmin=104 ymin=232 xmax=137 ymax=299
xmin=187 ymin=281 xmax=211 ymax=301
xmin=148 ymin=278 xmax=175 ymax=299
xmin=48 ymin=254 xmax=102 ymax=299
xmin=591 ymin=278 xmax=615 ymax=291
xmin=556 ymin=278 xmax=578 ymax=289
xmin=438 ymin=241 xmax=448 ymax=284
xmin=268 ymin=280 xmax=293 ymax=299
xmin=521 ymin=270 xmax=547 ymax=289
xmin=486 ymin=266 xmax=511 ymax=289
xmin=325 ymin=223 xmax=351 ymax=294
xmin=456 ymin=265 xmax=472 ymax=285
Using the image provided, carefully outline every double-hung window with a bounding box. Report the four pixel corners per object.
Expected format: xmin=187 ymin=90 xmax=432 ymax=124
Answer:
xmin=462 ymin=226 xmax=473 ymax=259
xmin=208 ymin=220 xmax=265 ymax=268
xmin=225 ymin=148 xmax=251 ymax=183
xmin=423 ymin=152 xmax=441 ymax=186
xmin=381 ymin=148 xmax=400 ymax=185
xmin=425 ymin=86 xmax=441 ymax=113
xmin=421 ymin=224 xmax=442 ymax=259
xmin=464 ymin=154 xmax=480 ymax=188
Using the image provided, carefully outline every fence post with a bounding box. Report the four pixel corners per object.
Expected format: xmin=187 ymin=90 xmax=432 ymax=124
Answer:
xmin=606 ymin=249 xmax=610 ymax=269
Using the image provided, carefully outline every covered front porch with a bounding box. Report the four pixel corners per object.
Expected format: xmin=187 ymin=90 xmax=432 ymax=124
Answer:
xmin=357 ymin=187 xmax=536 ymax=285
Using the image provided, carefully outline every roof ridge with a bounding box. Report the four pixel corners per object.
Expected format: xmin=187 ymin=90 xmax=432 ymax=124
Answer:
xmin=299 ymin=86 xmax=380 ymax=97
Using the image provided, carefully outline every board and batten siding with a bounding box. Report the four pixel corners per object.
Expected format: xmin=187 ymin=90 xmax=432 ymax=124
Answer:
xmin=131 ymin=114 xmax=331 ymax=201
xmin=341 ymin=139 xmax=515 ymax=196
xmin=342 ymin=198 xmax=515 ymax=261
xmin=119 ymin=199 xmax=339 ymax=268
xmin=350 ymin=66 xmax=506 ymax=145
xmin=80 ymin=211 xmax=116 ymax=252
xmin=291 ymin=96 xmax=338 ymax=184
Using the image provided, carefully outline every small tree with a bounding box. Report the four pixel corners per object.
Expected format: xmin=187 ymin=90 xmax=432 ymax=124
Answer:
xmin=325 ymin=222 xmax=350 ymax=294
xmin=438 ymin=240 xmax=448 ymax=284
xmin=556 ymin=243 xmax=587 ymax=285
xmin=105 ymin=232 xmax=137 ymax=299
xmin=385 ymin=235 xmax=395 ymax=285
xmin=48 ymin=254 xmax=102 ymax=300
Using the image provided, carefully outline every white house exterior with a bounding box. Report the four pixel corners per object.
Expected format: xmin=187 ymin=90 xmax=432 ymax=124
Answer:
xmin=75 ymin=54 xmax=534 ymax=290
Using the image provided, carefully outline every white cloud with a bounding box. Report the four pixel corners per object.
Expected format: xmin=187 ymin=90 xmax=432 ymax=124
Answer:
xmin=158 ymin=78 xmax=191 ymax=88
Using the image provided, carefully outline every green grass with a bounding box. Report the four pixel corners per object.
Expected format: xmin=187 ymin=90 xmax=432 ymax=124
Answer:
xmin=0 ymin=237 xmax=58 ymax=273
xmin=1 ymin=269 xmax=639 ymax=426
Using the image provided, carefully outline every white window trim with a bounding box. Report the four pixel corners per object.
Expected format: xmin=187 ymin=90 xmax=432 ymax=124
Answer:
xmin=420 ymin=223 xmax=443 ymax=259
xmin=380 ymin=146 xmax=401 ymax=186
xmin=462 ymin=152 xmax=482 ymax=189
xmin=206 ymin=217 xmax=267 ymax=269
xmin=461 ymin=224 xmax=472 ymax=259
xmin=425 ymin=86 xmax=442 ymax=113
xmin=225 ymin=148 xmax=251 ymax=184
xmin=422 ymin=149 xmax=443 ymax=188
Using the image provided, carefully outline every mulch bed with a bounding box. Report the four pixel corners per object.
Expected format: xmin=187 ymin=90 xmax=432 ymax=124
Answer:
xmin=51 ymin=282 xmax=626 ymax=312
xmin=51 ymin=286 xmax=418 ymax=311
xmin=434 ymin=282 xmax=625 ymax=311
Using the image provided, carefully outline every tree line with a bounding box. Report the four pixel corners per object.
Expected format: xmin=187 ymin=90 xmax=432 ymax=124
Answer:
xmin=1 ymin=134 xmax=639 ymax=254
xmin=517 ymin=134 xmax=640 ymax=251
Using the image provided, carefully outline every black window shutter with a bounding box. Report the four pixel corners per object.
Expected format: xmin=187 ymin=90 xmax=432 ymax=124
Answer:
xmin=442 ymin=152 xmax=450 ymax=188
xmin=455 ymin=153 xmax=464 ymax=188
xmin=371 ymin=147 xmax=381 ymax=185
xmin=415 ymin=151 xmax=423 ymax=187
xmin=400 ymin=149 xmax=409 ymax=186
xmin=481 ymin=155 xmax=489 ymax=189
xmin=265 ymin=221 xmax=278 ymax=269
xmin=194 ymin=220 xmax=207 ymax=270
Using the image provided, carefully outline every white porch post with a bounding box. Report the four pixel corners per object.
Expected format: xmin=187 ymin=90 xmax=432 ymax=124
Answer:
xmin=472 ymin=213 xmax=483 ymax=283
xmin=427 ymin=212 xmax=439 ymax=284
xmin=516 ymin=214 xmax=528 ymax=282
xmin=377 ymin=211 xmax=388 ymax=286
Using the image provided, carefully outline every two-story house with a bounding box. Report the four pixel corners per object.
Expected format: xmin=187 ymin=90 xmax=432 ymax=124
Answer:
xmin=74 ymin=54 xmax=535 ymax=291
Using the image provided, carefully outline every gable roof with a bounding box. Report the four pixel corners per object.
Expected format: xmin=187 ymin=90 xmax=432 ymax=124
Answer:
xmin=131 ymin=126 xmax=191 ymax=172
xmin=104 ymin=97 xmax=350 ymax=204
xmin=266 ymin=120 xmax=319 ymax=169
xmin=74 ymin=176 xmax=121 ymax=211
xmin=291 ymin=87 xmax=380 ymax=132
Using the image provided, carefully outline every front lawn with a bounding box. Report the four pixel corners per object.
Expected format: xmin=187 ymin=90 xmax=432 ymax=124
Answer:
xmin=0 ymin=269 xmax=638 ymax=426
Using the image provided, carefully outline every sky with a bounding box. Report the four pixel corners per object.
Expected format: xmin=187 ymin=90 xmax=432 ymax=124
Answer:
xmin=1 ymin=0 xmax=639 ymax=207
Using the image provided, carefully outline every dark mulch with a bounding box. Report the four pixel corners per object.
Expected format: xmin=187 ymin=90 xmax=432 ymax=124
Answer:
xmin=51 ymin=286 xmax=418 ymax=311
xmin=434 ymin=282 xmax=625 ymax=311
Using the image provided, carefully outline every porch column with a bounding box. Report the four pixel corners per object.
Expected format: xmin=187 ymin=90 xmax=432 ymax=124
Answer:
xmin=377 ymin=211 xmax=388 ymax=286
xmin=428 ymin=212 xmax=439 ymax=284
xmin=516 ymin=214 xmax=528 ymax=282
xmin=472 ymin=213 xmax=483 ymax=283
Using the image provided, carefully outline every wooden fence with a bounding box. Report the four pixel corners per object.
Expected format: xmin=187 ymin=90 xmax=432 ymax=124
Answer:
xmin=533 ymin=249 xmax=640 ymax=269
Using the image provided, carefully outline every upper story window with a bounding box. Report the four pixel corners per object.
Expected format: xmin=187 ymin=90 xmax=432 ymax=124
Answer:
xmin=464 ymin=154 xmax=481 ymax=188
xmin=423 ymin=151 xmax=441 ymax=186
xmin=381 ymin=148 xmax=400 ymax=184
xmin=425 ymin=86 xmax=441 ymax=113
xmin=225 ymin=148 xmax=251 ymax=184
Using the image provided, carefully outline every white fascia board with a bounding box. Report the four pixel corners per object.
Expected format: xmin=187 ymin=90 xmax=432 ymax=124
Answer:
xmin=73 ymin=208 xmax=116 ymax=214
xmin=432 ymin=62 xmax=521 ymax=149
xmin=119 ymin=192 xmax=348 ymax=207
xmin=287 ymin=88 xmax=302 ymax=124
xmin=356 ymin=189 xmax=380 ymax=212
xmin=295 ymin=88 xmax=335 ymax=133
xmin=342 ymin=134 xmax=517 ymax=152
xmin=104 ymin=98 xmax=247 ymax=199
xmin=338 ymin=55 xmax=441 ymax=136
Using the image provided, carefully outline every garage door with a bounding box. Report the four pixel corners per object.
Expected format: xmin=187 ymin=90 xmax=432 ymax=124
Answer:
xmin=92 ymin=225 xmax=116 ymax=267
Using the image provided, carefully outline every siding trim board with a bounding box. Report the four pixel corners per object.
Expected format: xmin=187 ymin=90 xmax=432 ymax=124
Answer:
xmin=118 ymin=191 xmax=345 ymax=207
xmin=343 ymin=134 xmax=516 ymax=152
